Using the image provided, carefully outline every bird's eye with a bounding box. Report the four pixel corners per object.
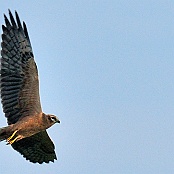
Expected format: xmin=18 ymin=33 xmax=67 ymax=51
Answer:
xmin=49 ymin=116 xmax=57 ymax=122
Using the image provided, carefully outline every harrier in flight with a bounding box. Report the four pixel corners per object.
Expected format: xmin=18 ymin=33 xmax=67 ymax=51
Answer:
xmin=0 ymin=10 xmax=60 ymax=164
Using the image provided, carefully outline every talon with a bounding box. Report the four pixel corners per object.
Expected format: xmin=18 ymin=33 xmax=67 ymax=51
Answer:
xmin=7 ymin=130 xmax=18 ymax=142
xmin=7 ymin=136 xmax=19 ymax=145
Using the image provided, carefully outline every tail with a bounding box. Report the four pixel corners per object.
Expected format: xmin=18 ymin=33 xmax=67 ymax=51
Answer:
xmin=0 ymin=126 xmax=9 ymax=141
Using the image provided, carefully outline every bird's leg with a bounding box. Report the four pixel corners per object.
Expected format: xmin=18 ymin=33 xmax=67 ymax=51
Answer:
xmin=6 ymin=135 xmax=22 ymax=145
xmin=7 ymin=130 xmax=18 ymax=142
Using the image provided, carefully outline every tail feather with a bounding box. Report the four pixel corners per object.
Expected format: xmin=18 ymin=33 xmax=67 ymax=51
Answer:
xmin=0 ymin=127 xmax=9 ymax=141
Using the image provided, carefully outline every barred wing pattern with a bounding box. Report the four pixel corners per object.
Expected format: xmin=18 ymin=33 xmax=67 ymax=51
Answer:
xmin=1 ymin=10 xmax=41 ymax=124
xmin=12 ymin=131 xmax=57 ymax=164
xmin=0 ymin=10 xmax=56 ymax=163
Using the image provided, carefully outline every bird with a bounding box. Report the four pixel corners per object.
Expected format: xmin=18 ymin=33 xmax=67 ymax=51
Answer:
xmin=0 ymin=10 xmax=60 ymax=164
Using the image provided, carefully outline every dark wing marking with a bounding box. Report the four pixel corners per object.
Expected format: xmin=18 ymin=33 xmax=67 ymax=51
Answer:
xmin=1 ymin=10 xmax=42 ymax=124
xmin=12 ymin=131 xmax=57 ymax=164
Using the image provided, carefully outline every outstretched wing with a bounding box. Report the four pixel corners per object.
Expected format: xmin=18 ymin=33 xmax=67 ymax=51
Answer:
xmin=0 ymin=10 xmax=57 ymax=163
xmin=1 ymin=10 xmax=42 ymax=124
xmin=12 ymin=131 xmax=57 ymax=164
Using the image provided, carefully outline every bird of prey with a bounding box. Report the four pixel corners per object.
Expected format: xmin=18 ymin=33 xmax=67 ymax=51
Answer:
xmin=0 ymin=10 xmax=60 ymax=164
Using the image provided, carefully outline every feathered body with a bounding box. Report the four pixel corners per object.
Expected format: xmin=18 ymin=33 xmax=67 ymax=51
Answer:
xmin=0 ymin=113 xmax=59 ymax=142
xmin=0 ymin=10 xmax=60 ymax=163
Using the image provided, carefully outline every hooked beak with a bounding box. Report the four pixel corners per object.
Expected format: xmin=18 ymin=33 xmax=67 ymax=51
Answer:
xmin=56 ymin=118 xmax=60 ymax=123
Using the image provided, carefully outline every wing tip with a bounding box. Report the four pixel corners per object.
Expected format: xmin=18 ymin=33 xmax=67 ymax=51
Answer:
xmin=3 ymin=10 xmax=31 ymax=43
xmin=3 ymin=13 xmax=8 ymax=21
xmin=25 ymin=154 xmax=57 ymax=164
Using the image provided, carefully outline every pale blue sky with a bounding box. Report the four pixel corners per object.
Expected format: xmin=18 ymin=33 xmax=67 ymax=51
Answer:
xmin=0 ymin=1 xmax=174 ymax=173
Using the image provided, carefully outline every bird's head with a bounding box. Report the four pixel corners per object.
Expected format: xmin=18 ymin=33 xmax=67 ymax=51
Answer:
xmin=47 ymin=114 xmax=60 ymax=125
